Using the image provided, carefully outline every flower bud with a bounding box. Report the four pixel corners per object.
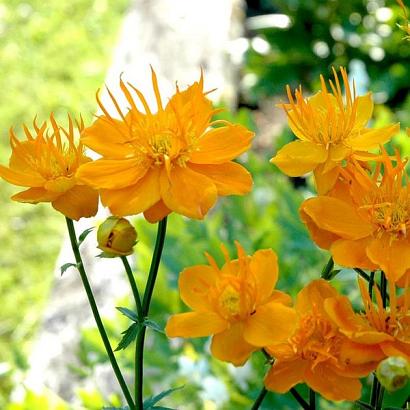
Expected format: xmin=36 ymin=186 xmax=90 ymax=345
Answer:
xmin=97 ymin=216 xmax=137 ymax=256
xmin=376 ymin=356 xmax=410 ymax=392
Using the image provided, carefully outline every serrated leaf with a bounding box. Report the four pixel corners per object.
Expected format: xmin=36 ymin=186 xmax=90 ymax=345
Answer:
xmin=60 ymin=262 xmax=77 ymax=276
xmin=116 ymin=306 xmax=138 ymax=322
xmin=78 ymin=227 xmax=94 ymax=246
xmin=143 ymin=318 xmax=164 ymax=334
xmin=143 ymin=386 xmax=184 ymax=409
xmin=115 ymin=323 xmax=140 ymax=351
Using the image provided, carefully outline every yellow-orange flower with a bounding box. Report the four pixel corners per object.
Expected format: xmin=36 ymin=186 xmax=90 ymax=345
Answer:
xmin=165 ymin=242 xmax=297 ymax=366
xmin=325 ymin=278 xmax=410 ymax=362
xmin=300 ymin=151 xmax=410 ymax=282
xmin=77 ymin=69 xmax=254 ymax=223
xmin=271 ymin=67 xmax=398 ymax=194
xmin=0 ymin=115 xmax=98 ymax=220
xmin=264 ymin=280 xmax=378 ymax=402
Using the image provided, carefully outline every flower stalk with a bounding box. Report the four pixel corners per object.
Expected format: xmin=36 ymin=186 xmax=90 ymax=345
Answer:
xmin=65 ymin=217 xmax=135 ymax=409
xmin=135 ymin=217 xmax=168 ymax=409
xmin=250 ymin=386 xmax=268 ymax=410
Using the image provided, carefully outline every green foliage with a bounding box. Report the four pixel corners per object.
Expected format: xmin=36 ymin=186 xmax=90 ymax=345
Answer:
xmin=0 ymin=0 xmax=129 ymax=405
xmin=244 ymin=0 xmax=410 ymax=112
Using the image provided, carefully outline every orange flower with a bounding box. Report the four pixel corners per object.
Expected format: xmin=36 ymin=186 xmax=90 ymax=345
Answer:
xmin=300 ymin=151 xmax=410 ymax=282
xmin=165 ymin=242 xmax=297 ymax=366
xmin=325 ymin=278 xmax=410 ymax=363
xmin=0 ymin=115 xmax=98 ymax=220
xmin=264 ymin=279 xmax=378 ymax=402
xmin=77 ymin=69 xmax=254 ymax=223
xmin=271 ymin=67 xmax=398 ymax=193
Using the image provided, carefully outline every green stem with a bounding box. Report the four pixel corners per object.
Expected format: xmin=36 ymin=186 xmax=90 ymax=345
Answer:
xmin=290 ymin=388 xmax=310 ymax=410
xmin=309 ymin=389 xmax=316 ymax=410
xmin=354 ymin=268 xmax=371 ymax=282
xmin=121 ymin=256 xmax=143 ymax=320
xmin=371 ymin=272 xmax=387 ymax=409
xmin=135 ymin=217 xmax=168 ymax=410
xmin=368 ymin=271 xmax=375 ymax=300
xmin=250 ymin=386 xmax=268 ymax=410
xmin=65 ymin=218 xmax=135 ymax=409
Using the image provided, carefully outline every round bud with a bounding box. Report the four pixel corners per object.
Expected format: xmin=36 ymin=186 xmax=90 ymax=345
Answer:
xmin=97 ymin=216 xmax=137 ymax=257
xmin=376 ymin=356 xmax=410 ymax=392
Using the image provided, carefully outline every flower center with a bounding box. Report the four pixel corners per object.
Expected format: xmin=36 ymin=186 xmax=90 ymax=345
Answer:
xmin=147 ymin=132 xmax=192 ymax=168
xmin=362 ymin=189 xmax=410 ymax=238
xmin=290 ymin=314 xmax=341 ymax=367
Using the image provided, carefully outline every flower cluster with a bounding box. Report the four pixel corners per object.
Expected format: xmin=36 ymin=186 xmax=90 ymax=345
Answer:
xmin=2 ymin=65 xmax=409 ymax=406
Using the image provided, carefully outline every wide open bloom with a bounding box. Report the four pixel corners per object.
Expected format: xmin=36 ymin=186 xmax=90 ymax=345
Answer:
xmin=77 ymin=69 xmax=254 ymax=223
xmin=300 ymin=151 xmax=410 ymax=282
xmin=264 ymin=280 xmax=378 ymax=402
xmin=0 ymin=115 xmax=98 ymax=220
xmin=271 ymin=67 xmax=398 ymax=194
xmin=325 ymin=278 xmax=410 ymax=362
xmin=165 ymin=241 xmax=297 ymax=366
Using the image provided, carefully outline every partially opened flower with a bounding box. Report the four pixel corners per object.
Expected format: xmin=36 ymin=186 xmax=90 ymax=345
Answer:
xmin=271 ymin=67 xmax=398 ymax=193
xmin=300 ymin=150 xmax=410 ymax=282
xmin=0 ymin=115 xmax=98 ymax=220
xmin=77 ymin=69 xmax=254 ymax=223
xmin=264 ymin=280 xmax=378 ymax=402
xmin=325 ymin=278 xmax=410 ymax=362
xmin=165 ymin=241 xmax=296 ymax=366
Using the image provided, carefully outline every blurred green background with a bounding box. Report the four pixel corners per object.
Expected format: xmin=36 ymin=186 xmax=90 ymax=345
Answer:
xmin=0 ymin=0 xmax=409 ymax=409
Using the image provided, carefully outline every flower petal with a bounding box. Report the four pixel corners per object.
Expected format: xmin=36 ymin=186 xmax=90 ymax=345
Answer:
xmin=11 ymin=187 xmax=60 ymax=203
xmin=210 ymin=322 xmax=256 ymax=366
xmin=143 ymin=200 xmax=171 ymax=223
xmin=305 ymin=363 xmax=362 ymax=401
xmin=243 ymin=302 xmax=297 ymax=346
xmin=52 ymin=185 xmax=99 ymax=220
xmin=299 ymin=202 xmax=340 ymax=249
xmin=295 ymin=279 xmax=338 ymax=315
xmin=189 ymin=124 xmax=253 ymax=164
xmin=348 ymin=123 xmax=399 ymax=151
xmin=101 ymin=167 xmax=161 ymax=217
xmin=76 ymin=157 xmax=150 ymax=189
xmin=300 ymin=197 xmax=374 ymax=240
xmin=270 ymin=140 xmax=327 ymax=177
xmin=160 ymin=165 xmax=217 ymax=219
xmin=81 ymin=116 xmax=134 ymax=158
xmin=314 ymin=164 xmax=340 ymax=195
xmin=0 ymin=165 xmax=45 ymax=187
xmin=331 ymin=238 xmax=378 ymax=271
xmin=338 ymin=339 xmax=386 ymax=365
xmin=264 ymin=359 xmax=307 ymax=393
xmin=353 ymin=93 xmax=373 ymax=129
xmin=367 ymin=236 xmax=410 ymax=282
xmin=179 ymin=265 xmax=219 ymax=311
xmin=188 ymin=161 xmax=252 ymax=196
xmin=249 ymin=249 xmax=279 ymax=304
xmin=165 ymin=311 xmax=227 ymax=338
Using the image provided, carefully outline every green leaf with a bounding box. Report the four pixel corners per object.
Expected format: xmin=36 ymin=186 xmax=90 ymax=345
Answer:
xmin=143 ymin=386 xmax=184 ymax=409
xmin=143 ymin=318 xmax=164 ymax=334
xmin=97 ymin=251 xmax=116 ymax=258
xmin=78 ymin=227 xmax=94 ymax=246
xmin=60 ymin=262 xmax=77 ymax=276
xmin=116 ymin=306 xmax=138 ymax=322
xmin=114 ymin=323 xmax=140 ymax=351
xmin=102 ymin=407 xmax=129 ymax=410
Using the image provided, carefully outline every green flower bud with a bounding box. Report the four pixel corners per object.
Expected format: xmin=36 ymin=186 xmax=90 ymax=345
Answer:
xmin=376 ymin=356 xmax=410 ymax=392
xmin=97 ymin=216 xmax=137 ymax=257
